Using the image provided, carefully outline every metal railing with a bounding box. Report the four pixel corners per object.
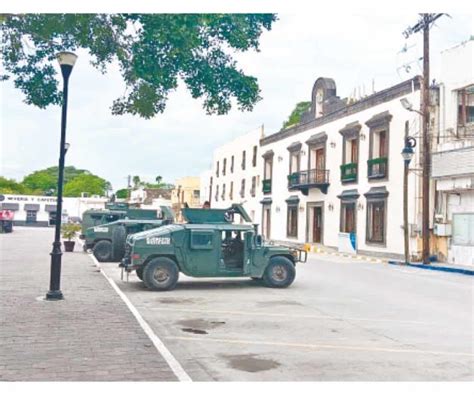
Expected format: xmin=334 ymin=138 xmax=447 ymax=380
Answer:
xmin=340 ymin=162 xmax=358 ymax=182
xmin=367 ymin=157 xmax=388 ymax=179
xmin=262 ymin=179 xmax=272 ymax=194
xmin=287 ymin=169 xmax=329 ymax=188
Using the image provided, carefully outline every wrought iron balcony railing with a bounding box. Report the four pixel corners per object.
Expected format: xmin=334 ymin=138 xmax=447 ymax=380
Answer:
xmin=262 ymin=179 xmax=272 ymax=194
xmin=287 ymin=169 xmax=329 ymax=195
xmin=367 ymin=157 xmax=388 ymax=179
xmin=340 ymin=162 xmax=358 ymax=182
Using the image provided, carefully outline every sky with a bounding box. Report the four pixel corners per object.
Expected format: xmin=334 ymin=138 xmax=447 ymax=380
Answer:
xmin=0 ymin=12 xmax=472 ymax=191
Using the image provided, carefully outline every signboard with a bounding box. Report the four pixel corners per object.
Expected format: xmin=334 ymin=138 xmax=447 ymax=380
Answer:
xmin=338 ymin=232 xmax=357 ymax=254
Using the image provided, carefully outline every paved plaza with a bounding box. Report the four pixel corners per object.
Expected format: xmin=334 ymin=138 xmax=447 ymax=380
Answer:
xmin=1 ymin=227 xmax=473 ymax=381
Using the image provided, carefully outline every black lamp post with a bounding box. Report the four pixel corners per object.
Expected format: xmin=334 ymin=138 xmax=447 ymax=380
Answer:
xmin=401 ymin=135 xmax=416 ymax=265
xmin=46 ymin=51 xmax=78 ymax=301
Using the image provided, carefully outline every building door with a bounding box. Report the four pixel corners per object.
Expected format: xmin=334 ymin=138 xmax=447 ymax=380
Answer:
xmin=313 ymin=206 xmax=322 ymax=243
xmin=26 ymin=210 xmax=37 ymax=224
xmin=49 ymin=212 xmax=57 ymax=226
xmin=262 ymin=205 xmax=271 ymax=240
xmin=315 ymin=148 xmax=325 ymax=182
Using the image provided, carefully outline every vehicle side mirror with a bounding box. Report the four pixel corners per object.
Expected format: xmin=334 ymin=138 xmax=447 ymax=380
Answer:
xmin=255 ymin=235 xmax=263 ymax=247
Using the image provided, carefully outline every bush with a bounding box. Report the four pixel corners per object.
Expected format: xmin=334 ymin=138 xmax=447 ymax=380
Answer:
xmin=61 ymin=223 xmax=81 ymax=241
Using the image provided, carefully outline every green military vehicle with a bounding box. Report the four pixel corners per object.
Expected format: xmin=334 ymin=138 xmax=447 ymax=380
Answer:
xmin=83 ymin=206 xmax=174 ymax=262
xmin=80 ymin=205 xmax=162 ymax=242
xmin=120 ymin=204 xmax=307 ymax=291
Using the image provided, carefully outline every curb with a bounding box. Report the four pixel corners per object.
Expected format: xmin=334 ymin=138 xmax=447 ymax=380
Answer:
xmin=308 ymin=246 xmax=386 ymax=264
xmin=388 ymin=260 xmax=474 ymax=276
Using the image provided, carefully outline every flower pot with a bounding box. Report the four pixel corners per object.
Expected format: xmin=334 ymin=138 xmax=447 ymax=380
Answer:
xmin=64 ymin=240 xmax=75 ymax=252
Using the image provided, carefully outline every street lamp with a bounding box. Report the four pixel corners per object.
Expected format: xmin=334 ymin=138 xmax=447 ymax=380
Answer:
xmin=46 ymin=51 xmax=78 ymax=301
xmin=401 ymin=134 xmax=417 ymax=265
xmin=400 ymin=98 xmax=423 ymax=116
xmin=401 ymin=136 xmax=416 ymax=165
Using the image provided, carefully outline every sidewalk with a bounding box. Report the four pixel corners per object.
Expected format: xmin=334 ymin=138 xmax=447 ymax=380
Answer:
xmin=0 ymin=227 xmax=179 ymax=381
xmin=309 ymin=246 xmax=473 ymax=275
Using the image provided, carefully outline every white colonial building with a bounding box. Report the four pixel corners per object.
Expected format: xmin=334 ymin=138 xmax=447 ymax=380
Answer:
xmin=258 ymin=76 xmax=423 ymax=259
xmin=0 ymin=193 xmax=108 ymax=226
xmin=431 ymin=37 xmax=474 ymax=265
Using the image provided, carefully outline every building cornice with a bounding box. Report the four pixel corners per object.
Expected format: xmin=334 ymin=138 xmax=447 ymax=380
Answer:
xmin=261 ymin=76 xmax=421 ymax=146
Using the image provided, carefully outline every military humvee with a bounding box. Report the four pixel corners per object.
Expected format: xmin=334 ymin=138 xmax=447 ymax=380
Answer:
xmin=80 ymin=206 xmax=161 ymax=242
xmin=120 ymin=204 xmax=307 ymax=291
xmin=83 ymin=206 xmax=174 ymax=262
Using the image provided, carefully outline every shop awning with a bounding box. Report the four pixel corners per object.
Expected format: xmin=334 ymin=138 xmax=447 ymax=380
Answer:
xmin=1 ymin=203 xmax=19 ymax=210
xmin=24 ymin=204 xmax=40 ymax=211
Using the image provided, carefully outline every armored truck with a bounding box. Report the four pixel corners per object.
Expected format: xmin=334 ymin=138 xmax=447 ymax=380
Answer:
xmin=120 ymin=204 xmax=307 ymax=291
xmin=83 ymin=206 xmax=174 ymax=262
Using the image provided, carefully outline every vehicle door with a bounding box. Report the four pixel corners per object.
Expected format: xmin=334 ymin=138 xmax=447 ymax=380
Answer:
xmin=187 ymin=230 xmax=220 ymax=276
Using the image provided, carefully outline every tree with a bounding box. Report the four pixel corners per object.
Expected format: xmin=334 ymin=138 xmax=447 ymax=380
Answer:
xmin=115 ymin=188 xmax=129 ymax=199
xmin=155 ymin=175 xmax=162 ymax=184
xmin=132 ymin=175 xmax=141 ymax=189
xmin=63 ymin=173 xmax=108 ymax=197
xmin=17 ymin=166 xmax=111 ymax=196
xmin=0 ymin=176 xmax=32 ymax=194
xmin=282 ymin=101 xmax=311 ymax=129
xmin=1 ymin=14 xmax=277 ymax=118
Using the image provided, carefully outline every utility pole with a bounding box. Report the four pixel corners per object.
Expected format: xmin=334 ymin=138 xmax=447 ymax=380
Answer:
xmin=127 ymin=175 xmax=131 ymax=201
xmin=403 ymin=13 xmax=445 ymax=264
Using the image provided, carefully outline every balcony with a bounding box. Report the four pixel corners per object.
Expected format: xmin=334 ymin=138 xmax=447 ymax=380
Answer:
xmin=287 ymin=169 xmax=330 ymax=195
xmin=340 ymin=163 xmax=358 ymax=183
xmin=367 ymin=157 xmax=388 ymax=179
xmin=262 ymin=179 xmax=272 ymax=194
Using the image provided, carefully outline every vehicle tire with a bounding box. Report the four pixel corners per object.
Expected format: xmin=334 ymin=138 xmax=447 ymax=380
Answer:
xmin=92 ymin=240 xmax=113 ymax=262
xmin=136 ymin=267 xmax=144 ymax=281
xmin=262 ymin=256 xmax=296 ymax=288
xmin=112 ymin=225 xmax=127 ymax=262
xmin=143 ymin=257 xmax=179 ymax=291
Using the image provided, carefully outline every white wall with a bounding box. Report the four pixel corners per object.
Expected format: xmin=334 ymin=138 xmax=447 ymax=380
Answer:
xmin=439 ymin=39 xmax=474 ymax=134
xmin=1 ymin=194 xmax=108 ymax=225
xmin=210 ymin=126 xmax=264 ymax=225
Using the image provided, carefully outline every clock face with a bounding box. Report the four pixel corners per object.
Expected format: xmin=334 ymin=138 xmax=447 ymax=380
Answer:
xmin=316 ymin=89 xmax=323 ymax=103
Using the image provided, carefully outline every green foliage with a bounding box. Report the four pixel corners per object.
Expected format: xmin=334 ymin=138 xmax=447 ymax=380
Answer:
xmin=1 ymin=14 xmax=277 ymax=118
xmin=1 ymin=166 xmax=111 ymax=197
xmin=115 ymin=188 xmax=129 ymax=199
xmin=282 ymin=101 xmax=311 ymax=129
xmin=0 ymin=176 xmax=33 ymax=194
xmin=22 ymin=166 xmax=91 ymax=194
xmin=61 ymin=222 xmax=81 ymax=240
xmin=63 ymin=173 xmax=108 ymax=197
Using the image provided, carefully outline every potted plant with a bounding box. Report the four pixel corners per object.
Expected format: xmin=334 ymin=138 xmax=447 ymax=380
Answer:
xmin=61 ymin=223 xmax=81 ymax=252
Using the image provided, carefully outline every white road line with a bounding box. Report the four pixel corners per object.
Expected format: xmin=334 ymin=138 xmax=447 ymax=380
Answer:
xmin=167 ymin=335 xmax=474 ymax=358
xmin=82 ymin=242 xmax=192 ymax=382
xmin=149 ymin=306 xmax=435 ymax=326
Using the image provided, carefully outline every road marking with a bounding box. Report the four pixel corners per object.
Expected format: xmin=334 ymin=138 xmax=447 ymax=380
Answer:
xmin=82 ymin=242 xmax=192 ymax=382
xmin=167 ymin=336 xmax=474 ymax=358
xmin=149 ymin=306 xmax=435 ymax=326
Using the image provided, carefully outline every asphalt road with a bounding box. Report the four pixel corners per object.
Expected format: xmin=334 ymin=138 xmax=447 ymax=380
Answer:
xmin=98 ymin=248 xmax=474 ymax=381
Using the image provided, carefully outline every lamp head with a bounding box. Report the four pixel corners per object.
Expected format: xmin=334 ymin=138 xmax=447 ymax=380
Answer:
xmin=57 ymin=52 xmax=78 ymax=80
xmin=400 ymin=98 xmax=414 ymax=112
xmin=401 ymin=145 xmax=414 ymax=165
